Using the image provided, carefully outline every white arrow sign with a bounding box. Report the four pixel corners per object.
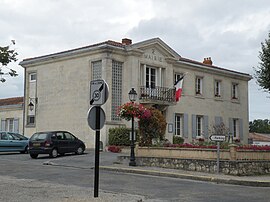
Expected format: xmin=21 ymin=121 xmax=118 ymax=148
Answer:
xmin=209 ymin=135 xmax=226 ymax=142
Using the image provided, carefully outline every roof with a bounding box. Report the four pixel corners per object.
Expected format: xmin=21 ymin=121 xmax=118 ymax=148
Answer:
xmin=249 ymin=132 xmax=270 ymax=142
xmin=20 ymin=40 xmax=125 ymax=65
xmin=0 ymin=97 xmax=24 ymax=106
xmin=19 ymin=38 xmax=252 ymax=79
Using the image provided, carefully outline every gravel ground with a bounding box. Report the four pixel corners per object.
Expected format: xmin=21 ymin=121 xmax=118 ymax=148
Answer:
xmin=0 ymin=175 xmax=145 ymax=202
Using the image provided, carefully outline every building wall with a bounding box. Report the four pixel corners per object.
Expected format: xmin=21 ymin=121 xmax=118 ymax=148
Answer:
xmin=0 ymin=106 xmax=23 ymax=135
xmin=21 ymin=39 xmax=251 ymax=148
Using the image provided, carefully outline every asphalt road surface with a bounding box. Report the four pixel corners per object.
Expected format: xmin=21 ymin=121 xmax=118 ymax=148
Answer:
xmin=0 ymin=151 xmax=270 ymax=202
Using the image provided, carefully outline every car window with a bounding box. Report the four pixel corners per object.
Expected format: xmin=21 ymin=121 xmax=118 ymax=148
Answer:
xmin=8 ymin=133 xmax=20 ymax=140
xmin=51 ymin=134 xmax=57 ymax=140
xmin=13 ymin=133 xmax=28 ymax=140
xmin=8 ymin=134 xmax=15 ymax=140
xmin=0 ymin=132 xmax=8 ymax=140
xmin=30 ymin=133 xmax=48 ymax=141
xmin=65 ymin=132 xmax=75 ymax=140
xmin=56 ymin=132 xmax=65 ymax=140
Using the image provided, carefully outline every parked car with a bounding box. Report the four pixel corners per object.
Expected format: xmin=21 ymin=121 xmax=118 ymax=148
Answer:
xmin=0 ymin=131 xmax=29 ymax=153
xmin=28 ymin=131 xmax=85 ymax=159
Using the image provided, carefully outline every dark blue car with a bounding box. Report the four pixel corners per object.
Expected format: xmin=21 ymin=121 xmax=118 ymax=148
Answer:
xmin=0 ymin=131 xmax=29 ymax=153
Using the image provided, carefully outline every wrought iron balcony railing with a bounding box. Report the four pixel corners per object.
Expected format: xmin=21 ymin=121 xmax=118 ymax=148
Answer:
xmin=139 ymin=86 xmax=176 ymax=104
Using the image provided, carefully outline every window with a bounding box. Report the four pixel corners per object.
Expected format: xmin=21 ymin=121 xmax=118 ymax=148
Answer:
xmin=175 ymin=114 xmax=183 ymax=136
xmin=146 ymin=67 xmax=156 ymax=88
xmin=232 ymin=83 xmax=238 ymax=99
xmin=195 ymin=77 xmax=203 ymax=95
xmin=56 ymin=132 xmax=65 ymax=140
xmin=196 ymin=116 xmax=203 ymax=137
xmin=92 ymin=60 xmax=102 ymax=80
xmin=29 ymin=73 xmax=37 ymax=82
xmin=214 ymin=80 xmax=221 ymax=97
xmin=233 ymin=119 xmax=239 ymax=138
xmin=6 ymin=119 xmax=14 ymax=132
xmin=27 ymin=115 xmax=35 ymax=125
xmin=64 ymin=132 xmax=75 ymax=140
xmin=111 ymin=60 xmax=123 ymax=121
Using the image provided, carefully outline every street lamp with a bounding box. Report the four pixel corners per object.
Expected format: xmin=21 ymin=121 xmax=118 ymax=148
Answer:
xmin=129 ymin=88 xmax=137 ymax=166
xmin=28 ymin=97 xmax=38 ymax=111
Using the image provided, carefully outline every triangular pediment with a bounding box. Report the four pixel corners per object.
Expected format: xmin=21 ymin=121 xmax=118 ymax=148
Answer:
xmin=128 ymin=38 xmax=181 ymax=60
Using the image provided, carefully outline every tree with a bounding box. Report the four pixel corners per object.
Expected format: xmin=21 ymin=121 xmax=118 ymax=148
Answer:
xmin=0 ymin=40 xmax=18 ymax=82
xmin=249 ymin=119 xmax=270 ymax=133
xmin=254 ymin=31 xmax=270 ymax=94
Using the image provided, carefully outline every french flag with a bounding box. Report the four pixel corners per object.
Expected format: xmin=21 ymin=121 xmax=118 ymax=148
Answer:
xmin=174 ymin=73 xmax=186 ymax=102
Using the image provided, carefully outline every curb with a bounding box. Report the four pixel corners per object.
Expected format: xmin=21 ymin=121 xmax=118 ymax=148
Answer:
xmin=100 ymin=166 xmax=270 ymax=187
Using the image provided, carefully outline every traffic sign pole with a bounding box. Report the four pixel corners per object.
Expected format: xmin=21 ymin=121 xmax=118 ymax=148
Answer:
xmin=94 ymin=106 xmax=100 ymax=198
xmin=217 ymin=142 xmax=220 ymax=174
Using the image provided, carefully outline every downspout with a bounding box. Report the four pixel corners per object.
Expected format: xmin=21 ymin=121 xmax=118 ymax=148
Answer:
xmin=22 ymin=66 xmax=26 ymax=136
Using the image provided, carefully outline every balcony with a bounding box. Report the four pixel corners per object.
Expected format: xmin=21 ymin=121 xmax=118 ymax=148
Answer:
xmin=139 ymin=86 xmax=176 ymax=106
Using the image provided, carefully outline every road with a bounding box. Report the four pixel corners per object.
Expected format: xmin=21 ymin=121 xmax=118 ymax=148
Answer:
xmin=0 ymin=151 xmax=270 ymax=202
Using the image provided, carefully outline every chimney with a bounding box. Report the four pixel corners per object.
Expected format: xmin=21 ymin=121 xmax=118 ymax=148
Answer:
xmin=203 ymin=57 xmax=213 ymax=65
xmin=122 ymin=38 xmax=132 ymax=45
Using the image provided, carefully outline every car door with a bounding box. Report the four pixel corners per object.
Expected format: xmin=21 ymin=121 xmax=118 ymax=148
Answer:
xmin=7 ymin=133 xmax=23 ymax=151
xmin=0 ymin=132 xmax=9 ymax=152
xmin=56 ymin=132 xmax=69 ymax=153
xmin=64 ymin=132 xmax=77 ymax=152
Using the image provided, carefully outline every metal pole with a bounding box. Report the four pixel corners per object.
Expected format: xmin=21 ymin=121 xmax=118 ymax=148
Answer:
xmin=94 ymin=106 xmax=100 ymax=197
xmin=129 ymin=114 xmax=136 ymax=166
xmin=217 ymin=141 xmax=220 ymax=174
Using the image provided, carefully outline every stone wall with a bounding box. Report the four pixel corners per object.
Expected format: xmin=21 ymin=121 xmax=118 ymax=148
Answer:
xmin=118 ymin=156 xmax=270 ymax=176
xmin=136 ymin=146 xmax=270 ymax=161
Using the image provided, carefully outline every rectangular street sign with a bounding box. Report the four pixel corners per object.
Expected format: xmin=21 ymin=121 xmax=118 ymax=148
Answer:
xmin=209 ymin=135 xmax=226 ymax=142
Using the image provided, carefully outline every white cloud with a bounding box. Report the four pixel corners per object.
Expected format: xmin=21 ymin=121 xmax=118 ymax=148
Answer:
xmin=1 ymin=0 xmax=270 ymax=120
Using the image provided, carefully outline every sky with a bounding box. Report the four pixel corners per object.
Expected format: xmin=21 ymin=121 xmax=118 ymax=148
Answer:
xmin=0 ymin=0 xmax=269 ymax=121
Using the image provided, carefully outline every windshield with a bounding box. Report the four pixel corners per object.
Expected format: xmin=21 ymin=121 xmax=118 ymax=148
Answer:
xmin=30 ymin=133 xmax=49 ymax=141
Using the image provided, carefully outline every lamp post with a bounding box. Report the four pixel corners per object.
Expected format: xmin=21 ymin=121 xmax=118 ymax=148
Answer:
xmin=129 ymin=88 xmax=137 ymax=166
xmin=28 ymin=97 xmax=38 ymax=111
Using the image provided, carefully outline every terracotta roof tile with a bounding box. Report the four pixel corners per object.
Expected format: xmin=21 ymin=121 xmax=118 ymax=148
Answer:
xmin=0 ymin=97 xmax=24 ymax=106
xmin=249 ymin=132 xmax=270 ymax=142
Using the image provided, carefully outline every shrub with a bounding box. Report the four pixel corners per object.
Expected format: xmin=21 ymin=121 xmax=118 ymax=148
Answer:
xmin=139 ymin=107 xmax=167 ymax=146
xmin=173 ymin=136 xmax=184 ymax=144
xmin=107 ymin=145 xmax=122 ymax=153
xmin=108 ymin=127 xmax=139 ymax=146
xmin=108 ymin=127 xmax=130 ymax=146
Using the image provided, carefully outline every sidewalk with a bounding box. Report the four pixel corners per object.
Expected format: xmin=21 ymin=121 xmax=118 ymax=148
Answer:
xmin=44 ymin=151 xmax=270 ymax=187
xmin=100 ymin=163 xmax=270 ymax=187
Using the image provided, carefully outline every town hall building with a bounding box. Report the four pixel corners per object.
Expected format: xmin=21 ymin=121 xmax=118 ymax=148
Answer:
xmin=19 ymin=38 xmax=252 ymax=148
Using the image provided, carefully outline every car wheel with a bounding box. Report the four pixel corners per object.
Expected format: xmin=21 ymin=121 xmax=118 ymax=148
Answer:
xmin=50 ymin=148 xmax=58 ymax=158
xmin=75 ymin=146 xmax=84 ymax=155
xmin=30 ymin=154 xmax=38 ymax=159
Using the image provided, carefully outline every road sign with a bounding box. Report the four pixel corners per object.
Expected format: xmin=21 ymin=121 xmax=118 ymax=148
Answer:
xmin=87 ymin=106 xmax=105 ymax=130
xmin=90 ymin=79 xmax=109 ymax=106
xmin=209 ymin=135 xmax=226 ymax=142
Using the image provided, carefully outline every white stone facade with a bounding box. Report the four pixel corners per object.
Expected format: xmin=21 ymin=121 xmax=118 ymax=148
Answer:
xmin=0 ymin=97 xmax=24 ymax=135
xmin=20 ymin=38 xmax=252 ymax=148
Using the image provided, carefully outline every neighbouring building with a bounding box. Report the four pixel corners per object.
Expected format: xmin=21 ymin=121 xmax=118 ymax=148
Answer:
xmin=248 ymin=132 xmax=270 ymax=146
xmin=19 ymin=38 xmax=252 ymax=148
xmin=0 ymin=97 xmax=24 ymax=134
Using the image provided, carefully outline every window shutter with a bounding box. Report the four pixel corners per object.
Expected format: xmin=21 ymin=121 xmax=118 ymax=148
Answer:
xmin=1 ymin=119 xmax=6 ymax=131
xmin=14 ymin=119 xmax=19 ymax=133
xmin=183 ymin=113 xmax=188 ymax=138
xmin=203 ymin=115 xmax=209 ymax=139
xmin=192 ymin=114 xmax=196 ymax=138
xmin=229 ymin=118 xmax=233 ymax=135
xmin=239 ymin=119 xmax=243 ymax=140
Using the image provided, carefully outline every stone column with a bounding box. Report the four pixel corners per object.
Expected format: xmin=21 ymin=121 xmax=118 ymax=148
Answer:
xmin=229 ymin=144 xmax=238 ymax=161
